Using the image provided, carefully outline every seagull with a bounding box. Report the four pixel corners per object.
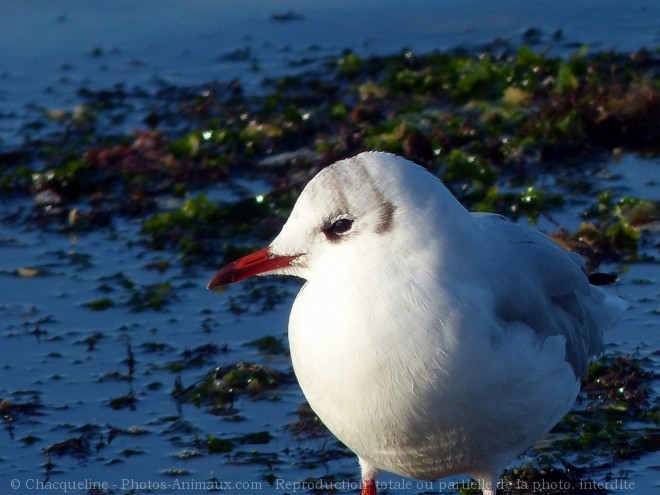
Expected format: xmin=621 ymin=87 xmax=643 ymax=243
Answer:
xmin=208 ymin=152 xmax=626 ymax=495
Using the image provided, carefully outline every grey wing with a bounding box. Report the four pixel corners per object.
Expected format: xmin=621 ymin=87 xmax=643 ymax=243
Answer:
xmin=472 ymin=212 xmax=608 ymax=377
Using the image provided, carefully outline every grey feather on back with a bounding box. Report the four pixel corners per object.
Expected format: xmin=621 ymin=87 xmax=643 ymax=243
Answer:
xmin=473 ymin=213 xmax=603 ymax=377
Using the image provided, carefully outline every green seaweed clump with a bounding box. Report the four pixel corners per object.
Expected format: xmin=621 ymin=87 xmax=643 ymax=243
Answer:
xmin=142 ymin=193 xmax=284 ymax=264
xmin=496 ymin=463 xmax=608 ymax=495
xmin=172 ymin=362 xmax=294 ymax=413
xmin=551 ymin=355 xmax=659 ymax=461
xmin=552 ymin=193 xmax=658 ymax=269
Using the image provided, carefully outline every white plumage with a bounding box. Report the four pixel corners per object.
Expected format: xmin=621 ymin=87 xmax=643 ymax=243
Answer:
xmin=209 ymin=152 xmax=627 ymax=495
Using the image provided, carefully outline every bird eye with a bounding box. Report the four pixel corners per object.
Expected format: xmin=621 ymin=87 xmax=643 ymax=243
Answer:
xmin=331 ymin=218 xmax=353 ymax=234
xmin=323 ymin=217 xmax=354 ymax=241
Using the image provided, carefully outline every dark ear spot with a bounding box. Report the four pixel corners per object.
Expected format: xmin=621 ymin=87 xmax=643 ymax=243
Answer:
xmin=375 ymin=201 xmax=396 ymax=234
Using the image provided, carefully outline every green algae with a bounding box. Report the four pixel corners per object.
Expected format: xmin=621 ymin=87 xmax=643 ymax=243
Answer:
xmin=2 ymin=44 xmax=657 ymax=268
xmin=142 ymin=193 xmax=284 ymax=265
xmin=551 ymin=192 xmax=658 ymax=269
xmin=495 ymin=463 xmax=609 ymax=495
xmin=548 ymin=355 xmax=658 ymax=463
xmin=84 ymin=297 xmax=114 ymax=311
xmin=173 ymin=362 xmax=294 ymax=412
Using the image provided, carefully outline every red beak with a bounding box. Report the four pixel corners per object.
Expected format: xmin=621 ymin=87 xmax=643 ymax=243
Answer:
xmin=207 ymin=247 xmax=298 ymax=289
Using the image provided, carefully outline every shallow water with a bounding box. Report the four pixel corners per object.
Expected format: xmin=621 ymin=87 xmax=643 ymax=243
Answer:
xmin=0 ymin=2 xmax=659 ymax=494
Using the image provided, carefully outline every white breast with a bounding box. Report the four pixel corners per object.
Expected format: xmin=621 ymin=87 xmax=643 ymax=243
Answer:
xmin=288 ymin=264 xmax=580 ymax=480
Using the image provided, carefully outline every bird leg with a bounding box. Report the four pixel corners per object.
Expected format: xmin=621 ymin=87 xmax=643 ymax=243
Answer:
xmin=479 ymin=474 xmax=497 ymax=495
xmin=359 ymin=458 xmax=378 ymax=495
xmin=361 ymin=478 xmax=377 ymax=495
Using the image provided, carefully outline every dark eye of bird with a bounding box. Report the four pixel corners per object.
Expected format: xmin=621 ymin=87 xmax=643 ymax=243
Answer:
xmin=323 ymin=218 xmax=354 ymax=241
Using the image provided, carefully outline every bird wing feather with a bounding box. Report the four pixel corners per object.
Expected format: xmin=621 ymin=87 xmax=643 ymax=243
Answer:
xmin=471 ymin=212 xmax=610 ymax=377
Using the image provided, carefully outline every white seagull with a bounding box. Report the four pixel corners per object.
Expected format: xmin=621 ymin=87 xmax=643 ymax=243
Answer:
xmin=208 ymin=152 xmax=626 ymax=495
